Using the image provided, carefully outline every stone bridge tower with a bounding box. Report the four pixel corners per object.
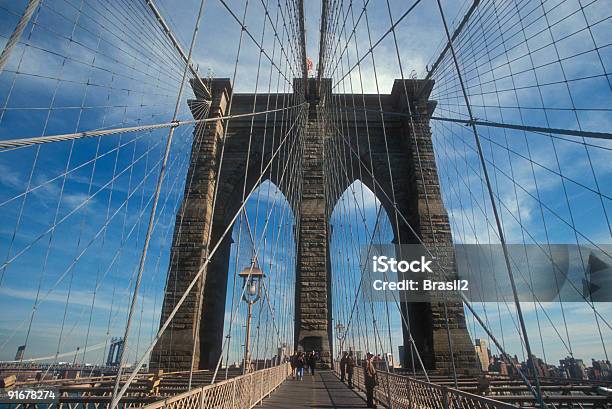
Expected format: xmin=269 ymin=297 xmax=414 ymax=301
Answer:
xmin=150 ymin=77 xmax=479 ymax=374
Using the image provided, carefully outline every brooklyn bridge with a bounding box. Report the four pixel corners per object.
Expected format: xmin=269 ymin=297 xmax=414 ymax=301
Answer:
xmin=0 ymin=0 xmax=610 ymax=408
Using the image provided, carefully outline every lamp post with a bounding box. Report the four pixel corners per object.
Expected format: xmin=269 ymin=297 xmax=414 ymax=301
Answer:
xmin=238 ymin=261 xmax=265 ymax=373
xmin=335 ymin=323 xmax=345 ymax=358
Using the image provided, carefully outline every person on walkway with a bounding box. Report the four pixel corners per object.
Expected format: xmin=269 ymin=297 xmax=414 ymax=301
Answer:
xmin=308 ymin=351 xmax=317 ymax=375
xmin=296 ymin=352 xmax=305 ymax=381
xmin=363 ymin=352 xmax=378 ymax=408
xmin=346 ymin=351 xmax=356 ymax=389
xmin=290 ymin=352 xmax=297 ymax=379
xmin=340 ymin=352 xmax=348 ymax=382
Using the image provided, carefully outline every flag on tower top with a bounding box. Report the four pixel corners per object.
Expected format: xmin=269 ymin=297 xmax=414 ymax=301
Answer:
xmin=306 ymin=57 xmax=313 ymax=74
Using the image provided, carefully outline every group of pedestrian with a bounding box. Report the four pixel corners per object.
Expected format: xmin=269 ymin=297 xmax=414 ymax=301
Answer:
xmin=340 ymin=351 xmax=379 ymax=408
xmin=290 ymin=349 xmax=379 ymax=408
xmin=339 ymin=351 xmax=356 ymax=387
xmin=289 ymin=350 xmax=319 ymax=381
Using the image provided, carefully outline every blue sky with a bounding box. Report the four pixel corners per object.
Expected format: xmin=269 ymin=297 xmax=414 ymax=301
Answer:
xmin=0 ymin=0 xmax=610 ymax=371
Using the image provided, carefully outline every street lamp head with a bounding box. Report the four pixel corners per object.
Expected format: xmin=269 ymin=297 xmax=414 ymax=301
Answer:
xmin=238 ymin=264 xmax=265 ymax=280
xmin=335 ymin=323 xmax=345 ymax=341
xmin=239 ymin=262 xmax=265 ymax=303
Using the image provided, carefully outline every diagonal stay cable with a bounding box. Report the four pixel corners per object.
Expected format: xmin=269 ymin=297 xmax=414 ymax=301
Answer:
xmin=0 ymin=103 xmax=304 ymax=150
xmin=110 ymin=0 xmax=208 ymax=404
xmin=110 ymin=104 xmax=304 ymax=405
xmin=329 ymin=120 xmax=542 ymax=399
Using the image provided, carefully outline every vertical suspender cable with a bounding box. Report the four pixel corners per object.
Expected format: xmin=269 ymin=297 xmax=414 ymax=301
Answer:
xmin=109 ymin=0 xmax=208 ymax=407
xmin=433 ymin=0 xmax=546 ymax=406
xmin=382 ymin=0 xmax=458 ymax=385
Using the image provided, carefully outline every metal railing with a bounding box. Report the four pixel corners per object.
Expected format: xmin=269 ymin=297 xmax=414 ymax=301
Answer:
xmin=3 ymin=364 xmax=289 ymax=409
xmin=335 ymin=362 xmax=518 ymax=409
xmin=142 ymin=363 xmax=291 ymax=409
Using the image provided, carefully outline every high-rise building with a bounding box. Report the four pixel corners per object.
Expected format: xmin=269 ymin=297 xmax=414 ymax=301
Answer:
xmin=106 ymin=337 xmax=124 ymax=367
xmin=475 ymin=339 xmax=490 ymax=372
xmin=14 ymin=345 xmax=25 ymax=361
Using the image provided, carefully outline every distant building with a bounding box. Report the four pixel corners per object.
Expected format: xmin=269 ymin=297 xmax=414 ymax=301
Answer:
xmin=14 ymin=345 xmax=25 ymax=361
xmin=529 ymin=355 xmax=550 ymax=377
xmin=559 ymin=356 xmax=587 ymax=380
xmin=474 ymin=339 xmax=490 ymax=372
xmin=385 ymin=352 xmax=395 ymax=368
xmin=106 ymin=338 xmax=124 ymax=366
xmin=590 ymin=359 xmax=612 ymax=381
xmin=489 ymin=355 xmax=508 ymax=376
xmin=489 ymin=354 xmax=526 ymax=378
xmin=549 ymin=366 xmax=568 ymax=378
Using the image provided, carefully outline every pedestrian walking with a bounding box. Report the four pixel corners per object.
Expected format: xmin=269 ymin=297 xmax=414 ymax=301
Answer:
xmin=296 ymin=352 xmax=305 ymax=381
xmin=340 ymin=352 xmax=348 ymax=382
xmin=290 ymin=352 xmax=297 ymax=379
xmin=308 ymin=351 xmax=317 ymax=375
xmin=346 ymin=351 xmax=355 ymax=389
xmin=363 ymin=352 xmax=378 ymax=408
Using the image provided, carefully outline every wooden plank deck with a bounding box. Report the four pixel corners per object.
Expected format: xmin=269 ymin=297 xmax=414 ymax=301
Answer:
xmin=259 ymin=370 xmax=370 ymax=409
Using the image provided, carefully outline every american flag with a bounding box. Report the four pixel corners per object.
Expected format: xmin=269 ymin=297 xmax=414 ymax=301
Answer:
xmin=306 ymin=57 xmax=313 ymax=73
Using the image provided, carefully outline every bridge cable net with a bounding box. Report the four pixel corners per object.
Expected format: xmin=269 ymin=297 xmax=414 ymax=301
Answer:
xmin=319 ymin=0 xmax=611 ymax=408
xmin=0 ymin=0 xmax=611 ymax=409
xmin=0 ymin=0 xmax=305 ymax=407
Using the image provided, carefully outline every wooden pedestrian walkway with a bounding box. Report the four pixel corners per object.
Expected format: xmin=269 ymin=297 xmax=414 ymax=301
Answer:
xmin=259 ymin=370 xmax=369 ymax=408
